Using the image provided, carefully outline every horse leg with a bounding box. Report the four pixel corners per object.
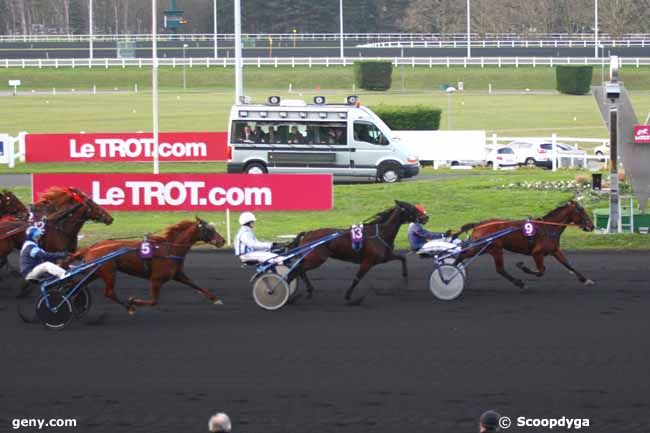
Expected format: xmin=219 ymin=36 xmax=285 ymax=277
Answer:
xmin=300 ymin=272 xmax=316 ymax=299
xmin=128 ymin=279 xmax=162 ymax=310
xmin=516 ymin=252 xmax=546 ymax=277
xmin=345 ymin=260 xmax=374 ymax=305
xmin=173 ymin=271 xmax=222 ymax=305
xmin=98 ymin=268 xmax=131 ymax=313
xmin=388 ymin=252 xmax=408 ymax=279
xmin=490 ymin=249 xmax=526 ymax=289
xmin=552 ymin=250 xmax=594 ymax=285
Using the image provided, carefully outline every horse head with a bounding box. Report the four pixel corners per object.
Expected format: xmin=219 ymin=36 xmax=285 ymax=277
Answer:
xmin=394 ymin=200 xmax=425 ymax=224
xmin=1 ymin=190 xmax=28 ymax=219
xmin=567 ymin=200 xmax=595 ymax=232
xmin=66 ymin=187 xmax=114 ymax=225
xmin=195 ymin=216 xmax=226 ymax=248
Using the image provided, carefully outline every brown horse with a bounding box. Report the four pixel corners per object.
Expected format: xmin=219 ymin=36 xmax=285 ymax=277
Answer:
xmin=452 ymin=201 xmax=595 ymax=289
xmin=65 ymin=217 xmax=226 ymax=314
xmin=287 ymin=201 xmax=426 ymax=305
xmin=0 ymin=190 xmax=28 ymax=219
xmin=31 ymin=186 xmax=114 ymax=252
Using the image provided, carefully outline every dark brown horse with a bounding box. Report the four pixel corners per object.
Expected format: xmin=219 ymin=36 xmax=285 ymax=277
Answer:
xmin=31 ymin=186 xmax=114 ymax=252
xmin=65 ymin=217 xmax=226 ymax=314
xmin=452 ymin=201 xmax=595 ymax=289
xmin=287 ymin=201 xmax=426 ymax=305
xmin=0 ymin=190 xmax=28 ymax=219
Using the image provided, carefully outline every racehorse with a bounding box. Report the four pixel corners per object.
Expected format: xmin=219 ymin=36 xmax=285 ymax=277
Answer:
xmin=0 ymin=190 xmax=29 ymax=219
xmin=30 ymin=186 xmax=114 ymax=253
xmin=286 ymin=201 xmax=426 ymax=305
xmin=451 ymin=200 xmax=595 ymax=289
xmin=64 ymin=217 xmax=226 ymax=314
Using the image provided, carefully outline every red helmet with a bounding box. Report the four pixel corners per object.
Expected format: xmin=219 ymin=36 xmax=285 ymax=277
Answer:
xmin=415 ymin=204 xmax=427 ymax=215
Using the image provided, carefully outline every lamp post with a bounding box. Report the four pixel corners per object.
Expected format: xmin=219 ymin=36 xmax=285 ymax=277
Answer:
xmin=89 ymin=0 xmax=94 ymax=60
xmin=607 ymin=56 xmax=621 ymax=233
xmin=152 ymin=0 xmax=160 ymax=175
xmin=594 ymin=0 xmax=599 ymax=58
xmin=213 ymin=0 xmax=218 ymax=58
xmin=339 ymin=0 xmax=344 ymax=59
xmin=234 ymin=0 xmax=243 ymax=103
xmin=466 ymin=0 xmax=471 ymax=58
xmin=182 ymin=43 xmax=188 ymax=90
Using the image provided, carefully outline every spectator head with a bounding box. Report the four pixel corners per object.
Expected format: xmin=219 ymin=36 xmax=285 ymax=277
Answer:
xmin=479 ymin=410 xmax=501 ymax=432
xmin=291 ymin=126 xmax=299 ymax=134
xmin=243 ymin=125 xmax=251 ymax=133
xmin=208 ymin=412 xmax=232 ymax=432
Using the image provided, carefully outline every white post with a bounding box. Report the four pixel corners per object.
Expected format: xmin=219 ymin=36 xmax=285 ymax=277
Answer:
xmin=152 ymin=0 xmax=160 ymax=175
xmin=226 ymin=209 xmax=232 ymax=246
xmin=7 ymin=134 xmax=15 ymax=168
xmin=492 ymin=133 xmax=498 ymax=171
xmin=213 ymin=0 xmax=218 ymax=58
xmin=594 ymin=0 xmax=599 ymax=58
xmin=18 ymin=131 xmax=27 ymax=162
xmin=89 ymin=0 xmax=94 ymax=60
xmin=339 ymin=0 xmax=344 ymax=59
xmin=466 ymin=0 xmax=471 ymax=58
xmin=234 ymin=0 xmax=243 ymax=103
xmin=551 ymin=133 xmax=557 ymax=171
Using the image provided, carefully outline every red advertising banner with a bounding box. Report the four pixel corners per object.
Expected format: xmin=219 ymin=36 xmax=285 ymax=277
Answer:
xmin=634 ymin=125 xmax=650 ymax=144
xmin=25 ymin=132 xmax=228 ymax=162
xmin=32 ymin=174 xmax=332 ymax=211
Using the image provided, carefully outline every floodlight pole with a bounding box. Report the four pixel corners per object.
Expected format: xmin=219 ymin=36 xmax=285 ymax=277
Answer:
xmin=339 ymin=0 xmax=344 ymax=59
xmin=89 ymin=0 xmax=94 ymax=60
xmin=466 ymin=0 xmax=471 ymax=58
xmin=594 ymin=0 xmax=599 ymax=58
xmin=234 ymin=0 xmax=243 ymax=103
xmin=152 ymin=0 xmax=160 ymax=175
xmin=608 ymin=56 xmax=620 ymax=233
xmin=213 ymin=0 xmax=218 ymax=58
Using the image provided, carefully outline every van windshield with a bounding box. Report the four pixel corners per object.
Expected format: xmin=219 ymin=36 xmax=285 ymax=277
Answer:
xmin=231 ymin=121 xmax=347 ymax=145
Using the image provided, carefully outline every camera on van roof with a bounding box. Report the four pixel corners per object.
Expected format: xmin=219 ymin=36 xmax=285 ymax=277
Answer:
xmin=313 ymin=96 xmax=326 ymax=105
xmin=268 ymin=96 xmax=281 ymax=105
xmin=346 ymin=95 xmax=358 ymax=105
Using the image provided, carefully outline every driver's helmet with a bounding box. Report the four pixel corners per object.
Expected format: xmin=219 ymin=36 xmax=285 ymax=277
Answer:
xmin=26 ymin=226 xmax=43 ymax=241
xmin=239 ymin=212 xmax=257 ymax=226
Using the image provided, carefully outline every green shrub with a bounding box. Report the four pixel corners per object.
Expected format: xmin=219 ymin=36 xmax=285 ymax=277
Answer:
xmin=555 ymin=65 xmax=593 ymax=95
xmin=372 ymin=105 xmax=442 ymax=130
xmin=354 ymin=61 xmax=393 ymax=91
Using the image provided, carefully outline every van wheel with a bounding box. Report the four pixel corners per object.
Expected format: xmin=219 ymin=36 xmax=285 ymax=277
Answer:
xmin=486 ymin=161 xmax=493 ymax=168
xmin=596 ymin=151 xmax=605 ymax=162
xmin=378 ymin=163 xmax=402 ymax=183
xmin=245 ymin=162 xmax=267 ymax=174
xmin=524 ymin=158 xmax=536 ymax=167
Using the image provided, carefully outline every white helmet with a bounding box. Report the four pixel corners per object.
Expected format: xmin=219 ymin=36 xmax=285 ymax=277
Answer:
xmin=239 ymin=212 xmax=256 ymax=226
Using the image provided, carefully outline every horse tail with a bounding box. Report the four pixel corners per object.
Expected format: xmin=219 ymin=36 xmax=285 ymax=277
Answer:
xmin=285 ymin=231 xmax=306 ymax=250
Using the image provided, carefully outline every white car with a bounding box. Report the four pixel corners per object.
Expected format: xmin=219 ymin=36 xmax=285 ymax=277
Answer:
xmin=506 ymin=139 xmax=587 ymax=169
xmin=486 ymin=146 xmax=518 ymax=169
xmin=594 ymin=142 xmax=610 ymax=160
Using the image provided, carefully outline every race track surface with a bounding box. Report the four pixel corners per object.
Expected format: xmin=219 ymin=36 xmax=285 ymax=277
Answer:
xmin=1 ymin=250 xmax=650 ymax=433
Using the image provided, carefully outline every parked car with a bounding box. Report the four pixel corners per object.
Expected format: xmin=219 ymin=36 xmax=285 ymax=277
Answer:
xmin=594 ymin=142 xmax=610 ymax=160
xmin=486 ymin=146 xmax=518 ymax=169
xmin=506 ymin=139 xmax=587 ymax=169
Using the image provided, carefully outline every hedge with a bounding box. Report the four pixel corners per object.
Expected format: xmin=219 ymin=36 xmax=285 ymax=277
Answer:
xmin=354 ymin=61 xmax=393 ymax=91
xmin=555 ymin=65 xmax=593 ymax=95
xmin=372 ymin=105 xmax=442 ymax=130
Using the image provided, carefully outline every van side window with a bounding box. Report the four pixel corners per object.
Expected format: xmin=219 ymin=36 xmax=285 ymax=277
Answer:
xmin=231 ymin=120 xmax=347 ymax=146
xmin=354 ymin=122 xmax=387 ymax=146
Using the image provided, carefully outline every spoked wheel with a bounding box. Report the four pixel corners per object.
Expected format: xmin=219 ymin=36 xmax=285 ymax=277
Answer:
xmin=252 ymin=272 xmax=290 ymax=311
xmin=274 ymin=265 xmax=299 ymax=295
xmin=35 ymin=289 xmax=74 ymax=330
xmin=429 ymin=264 xmax=466 ymax=301
xmin=70 ymin=287 xmax=92 ymax=319
xmin=441 ymin=258 xmax=469 ymax=287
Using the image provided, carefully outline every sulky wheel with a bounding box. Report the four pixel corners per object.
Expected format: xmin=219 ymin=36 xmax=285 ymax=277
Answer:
xmin=35 ymin=289 xmax=74 ymax=330
xmin=273 ymin=265 xmax=299 ymax=295
xmin=441 ymin=258 xmax=469 ymax=287
xmin=429 ymin=264 xmax=466 ymax=301
xmin=252 ymin=272 xmax=290 ymax=311
xmin=70 ymin=287 xmax=93 ymax=319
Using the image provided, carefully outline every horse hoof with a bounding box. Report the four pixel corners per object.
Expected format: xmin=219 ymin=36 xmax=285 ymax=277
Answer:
xmin=346 ymin=296 xmax=365 ymax=306
xmin=516 ymin=262 xmax=525 ymax=269
xmin=213 ymin=299 xmax=224 ymax=305
xmin=584 ymin=279 xmax=595 ymax=286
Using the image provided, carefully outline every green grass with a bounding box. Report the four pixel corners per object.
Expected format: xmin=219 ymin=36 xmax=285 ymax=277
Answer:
xmin=7 ymin=169 xmax=649 ymax=250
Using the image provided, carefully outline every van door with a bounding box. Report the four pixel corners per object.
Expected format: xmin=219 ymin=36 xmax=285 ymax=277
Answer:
xmin=352 ymin=121 xmax=392 ymax=177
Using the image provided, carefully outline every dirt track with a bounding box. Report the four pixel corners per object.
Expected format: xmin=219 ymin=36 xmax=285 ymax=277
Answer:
xmin=2 ymin=250 xmax=650 ymax=433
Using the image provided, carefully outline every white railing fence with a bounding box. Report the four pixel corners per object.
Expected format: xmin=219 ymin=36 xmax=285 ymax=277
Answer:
xmin=0 ymin=132 xmax=26 ymax=168
xmin=487 ymin=133 xmax=609 ymax=171
xmin=3 ymin=56 xmax=650 ymax=69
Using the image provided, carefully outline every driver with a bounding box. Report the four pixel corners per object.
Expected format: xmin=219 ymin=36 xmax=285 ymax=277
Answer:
xmin=407 ymin=204 xmax=450 ymax=251
xmin=234 ymin=212 xmax=281 ymax=263
xmin=20 ymin=226 xmax=68 ymax=281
